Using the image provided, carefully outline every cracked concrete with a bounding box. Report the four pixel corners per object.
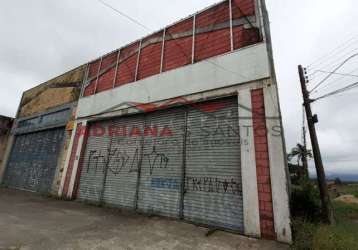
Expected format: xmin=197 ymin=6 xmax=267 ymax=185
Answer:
xmin=0 ymin=188 xmax=289 ymax=250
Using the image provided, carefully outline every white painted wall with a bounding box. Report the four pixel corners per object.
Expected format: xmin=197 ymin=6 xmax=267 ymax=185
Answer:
xmin=238 ymin=89 xmax=261 ymax=237
xmin=77 ymin=43 xmax=270 ymax=118
xmin=263 ymin=81 xmax=292 ymax=243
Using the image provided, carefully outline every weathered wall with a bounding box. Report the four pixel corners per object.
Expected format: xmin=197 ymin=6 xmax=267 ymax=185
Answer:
xmin=0 ymin=116 xmax=14 ymax=170
xmin=18 ymin=66 xmax=86 ymax=118
xmin=51 ymin=108 xmax=78 ymax=195
xmin=2 ymin=65 xmax=85 ymax=194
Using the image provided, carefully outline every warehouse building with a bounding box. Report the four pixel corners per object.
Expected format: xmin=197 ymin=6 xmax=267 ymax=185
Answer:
xmin=59 ymin=0 xmax=291 ymax=243
xmin=0 ymin=66 xmax=86 ymax=195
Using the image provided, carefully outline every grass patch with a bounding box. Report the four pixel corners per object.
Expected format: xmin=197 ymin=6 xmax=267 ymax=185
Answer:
xmin=330 ymin=183 xmax=358 ymax=198
xmin=352 ymin=189 xmax=358 ymax=198
xmin=334 ymin=201 xmax=358 ymax=219
xmin=291 ymin=201 xmax=358 ymax=250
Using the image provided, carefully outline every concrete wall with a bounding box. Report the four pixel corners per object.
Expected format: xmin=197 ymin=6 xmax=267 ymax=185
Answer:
xmin=0 ymin=116 xmax=14 ymax=180
xmin=77 ymin=43 xmax=270 ymax=119
xmin=18 ymin=66 xmax=86 ymax=118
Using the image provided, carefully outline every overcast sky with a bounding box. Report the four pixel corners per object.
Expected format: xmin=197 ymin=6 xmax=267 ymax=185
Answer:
xmin=0 ymin=0 xmax=357 ymax=175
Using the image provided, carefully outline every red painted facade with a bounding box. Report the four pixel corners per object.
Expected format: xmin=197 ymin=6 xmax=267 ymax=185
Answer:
xmin=251 ymin=88 xmax=276 ymax=240
xmin=82 ymin=0 xmax=259 ymax=97
xmin=62 ymin=123 xmax=83 ymax=197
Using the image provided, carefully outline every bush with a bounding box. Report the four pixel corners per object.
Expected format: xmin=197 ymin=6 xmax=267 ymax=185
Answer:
xmin=290 ymin=180 xmax=321 ymax=222
xmin=291 ymin=218 xmax=317 ymax=250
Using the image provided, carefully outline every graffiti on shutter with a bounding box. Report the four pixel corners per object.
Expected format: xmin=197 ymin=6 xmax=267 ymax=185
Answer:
xmin=183 ymin=97 xmax=244 ymax=231
xmin=76 ymin=97 xmax=243 ymax=232
xmin=137 ymin=109 xmax=185 ymax=217
xmin=4 ymin=128 xmax=65 ymax=193
xmin=102 ymin=116 xmax=144 ymax=208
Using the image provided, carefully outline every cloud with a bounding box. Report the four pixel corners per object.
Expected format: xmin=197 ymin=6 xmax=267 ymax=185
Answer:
xmin=0 ymin=0 xmax=357 ymax=174
xmin=266 ymin=0 xmax=358 ymax=175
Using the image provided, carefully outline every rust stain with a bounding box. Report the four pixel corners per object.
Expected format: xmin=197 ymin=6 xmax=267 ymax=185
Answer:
xmin=19 ymin=65 xmax=86 ymax=118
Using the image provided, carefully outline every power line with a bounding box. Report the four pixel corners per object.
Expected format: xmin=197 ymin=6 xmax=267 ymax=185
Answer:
xmin=310 ymin=53 xmax=358 ymax=92
xmin=309 ymin=46 xmax=358 ymax=74
xmin=307 ymin=35 xmax=358 ymax=69
xmin=96 ymin=0 xmax=152 ymax=31
xmin=313 ymin=80 xmax=358 ymax=102
xmin=309 ymin=69 xmax=358 ymax=79
xmin=312 ymin=66 xmax=358 ymax=94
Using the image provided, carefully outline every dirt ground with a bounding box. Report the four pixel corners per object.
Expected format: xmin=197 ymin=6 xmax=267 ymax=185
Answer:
xmin=334 ymin=195 xmax=358 ymax=204
xmin=0 ymin=188 xmax=288 ymax=250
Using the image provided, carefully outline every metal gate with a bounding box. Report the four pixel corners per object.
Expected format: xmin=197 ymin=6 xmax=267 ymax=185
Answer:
xmin=183 ymin=97 xmax=244 ymax=231
xmin=102 ymin=116 xmax=144 ymax=208
xmin=3 ymin=128 xmax=65 ymax=193
xmin=77 ymin=97 xmax=243 ymax=231
xmin=77 ymin=119 xmax=112 ymax=203
xmin=137 ymin=109 xmax=185 ymax=217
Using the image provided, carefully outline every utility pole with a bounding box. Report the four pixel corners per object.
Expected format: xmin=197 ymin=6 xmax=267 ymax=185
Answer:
xmin=298 ymin=65 xmax=334 ymax=224
xmin=301 ymin=108 xmax=309 ymax=179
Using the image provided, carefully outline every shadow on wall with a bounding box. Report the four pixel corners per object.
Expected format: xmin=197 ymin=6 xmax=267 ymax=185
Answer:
xmin=0 ymin=116 xmax=14 ymax=166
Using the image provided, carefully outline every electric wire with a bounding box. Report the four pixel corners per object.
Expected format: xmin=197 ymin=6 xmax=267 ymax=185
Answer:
xmin=309 ymin=53 xmax=358 ymax=93
xmin=309 ymin=46 xmax=358 ymax=75
xmin=312 ymin=66 xmax=358 ymax=94
xmin=307 ymin=35 xmax=358 ymax=69
xmin=97 ymin=0 xmax=151 ymax=31
xmin=308 ymin=69 xmax=358 ymax=79
xmin=313 ymin=80 xmax=358 ymax=102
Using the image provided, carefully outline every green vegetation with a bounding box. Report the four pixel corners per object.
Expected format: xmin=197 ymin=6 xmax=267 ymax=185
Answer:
xmin=291 ymin=183 xmax=358 ymax=250
xmin=292 ymin=201 xmax=358 ymax=250
xmin=337 ymin=184 xmax=358 ymax=198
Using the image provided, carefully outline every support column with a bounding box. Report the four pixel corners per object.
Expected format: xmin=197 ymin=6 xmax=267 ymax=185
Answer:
xmin=238 ymin=89 xmax=261 ymax=237
xmin=67 ymin=120 xmax=88 ymax=198
xmin=58 ymin=122 xmax=79 ymax=197
xmin=263 ymin=81 xmax=292 ymax=243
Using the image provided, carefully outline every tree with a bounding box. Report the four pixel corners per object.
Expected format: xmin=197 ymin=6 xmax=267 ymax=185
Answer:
xmin=288 ymin=143 xmax=313 ymax=180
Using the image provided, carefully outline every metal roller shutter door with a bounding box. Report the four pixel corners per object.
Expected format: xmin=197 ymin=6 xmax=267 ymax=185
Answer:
xmin=137 ymin=109 xmax=185 ymax=217
xmin=102 ymin=116 xmax=144 ymax=208
xmin=3 ymin=128 xmax=65 ymax=193
xmin=78 ymin=119 xmax=112 ymax=203
xmin=78 ymin=116 xmax=144 ymax=208
xmin=183 ymin=97 xmax=244 ymax=232
xmin=76 ymin=96 xmax=243 ymax=232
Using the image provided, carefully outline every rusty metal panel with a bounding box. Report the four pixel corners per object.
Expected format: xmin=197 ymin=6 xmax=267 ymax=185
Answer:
xmin=3 ymin=128 xmax=65 ymax=193
xmin=183 ymin=97 xmax=244 ymax=232
xmin=137 ymin=109 xmax=185 ymax=217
